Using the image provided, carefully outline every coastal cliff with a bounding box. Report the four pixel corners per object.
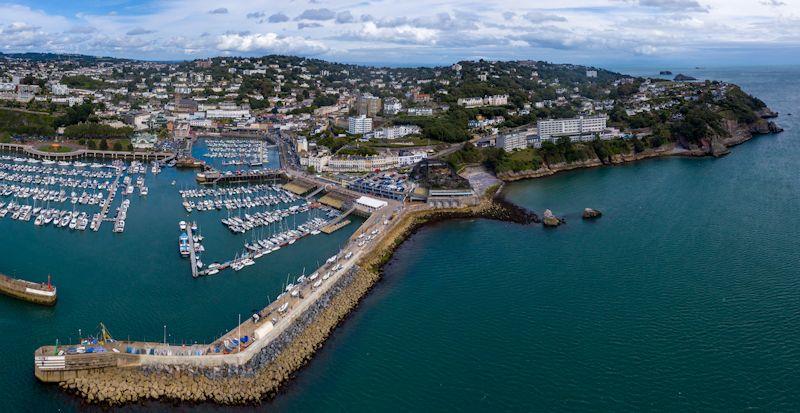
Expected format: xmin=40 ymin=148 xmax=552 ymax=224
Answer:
xmin=497 ymin=111 xmax=782 ymax=182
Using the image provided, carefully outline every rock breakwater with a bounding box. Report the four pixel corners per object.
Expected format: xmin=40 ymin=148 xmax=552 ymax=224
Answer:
xmin=56 ymin=197 xmax=538 ymax=406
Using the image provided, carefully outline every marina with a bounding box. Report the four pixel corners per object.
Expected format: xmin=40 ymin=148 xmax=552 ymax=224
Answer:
xmin=6 ymin=135 xmax=400 ymax=395
xmin=0 ymin=156 xmax=148 ymax=233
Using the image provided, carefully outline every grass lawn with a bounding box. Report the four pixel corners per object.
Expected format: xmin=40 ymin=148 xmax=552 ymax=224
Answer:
xmin=37 ymin=144 xmax=76 ymax=153
xmin=364 ymin=135 xmax=444 ymax=148
xmin=508 ymin=148 xmax=540 ymax=163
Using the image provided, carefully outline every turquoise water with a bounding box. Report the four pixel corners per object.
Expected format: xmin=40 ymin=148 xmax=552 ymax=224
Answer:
xmin=266 ymin=67 xmax=800 ymax=412
xmin=0 ymin=145 xmax=360 ymax=411
xmin=2 ymin=67 xmax=799 ymax=411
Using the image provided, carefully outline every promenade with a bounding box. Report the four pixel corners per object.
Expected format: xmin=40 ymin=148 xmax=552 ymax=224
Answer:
xmin=0 ymin=143 xmax=173 ymax=161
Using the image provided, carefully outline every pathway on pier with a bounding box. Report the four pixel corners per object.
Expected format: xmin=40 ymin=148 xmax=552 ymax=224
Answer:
xmin=95 ymin=169 xmax=123 ymax=231
xmin=187 ymin=224 xmax=198 ymax=279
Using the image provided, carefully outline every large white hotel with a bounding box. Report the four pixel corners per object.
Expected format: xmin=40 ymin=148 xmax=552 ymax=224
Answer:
xmin=537 ymin=115 xmax=608 ymax=139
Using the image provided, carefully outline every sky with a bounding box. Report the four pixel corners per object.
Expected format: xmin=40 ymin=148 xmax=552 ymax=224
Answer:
xmin=0 ymin=0 xmax=799 ymax=67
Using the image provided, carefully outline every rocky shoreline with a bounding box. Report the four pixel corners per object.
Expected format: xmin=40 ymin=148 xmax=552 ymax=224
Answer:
xmin=56 ymin=197 xmax=538 ymax=406
xmin=497 ymin=113 xmax=782 ymax=182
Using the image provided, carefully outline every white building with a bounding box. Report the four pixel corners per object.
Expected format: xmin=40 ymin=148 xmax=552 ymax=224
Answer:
xmin=367 ymin=125 xmax=421 ymax=140
xmin=296 ymin=136 xmax=308 ymax=153
xmin=301 ymin=151 xmax=427 ymax=173
xmin=586 ymin=70 xmax=598 ymax=78
xmin=348 ymin=115 xmax=373 ymax=135
xmin=457 ymin=94 xmax=508 ymax=108
xmin=131 ymin=132 xmax=157 ymax=150
xmin=383 ymin=97 xmax=402 ymax=115
xmin=50 ymin=83 xmax=69 ymax=96
xmin=189 ymin=118 xmax=214 ymax=128
xmin=398 ymin=151 xmax=427 ymax=166
xmin=206 ymin=109 xmax=251 ymax=119
xmin=496 ymin=132 xmax=529 ymax=152
xmin=407 ymin=107 xmax=433 ymax=116
xmin=537 ymin=115 xmax=608 ymax=139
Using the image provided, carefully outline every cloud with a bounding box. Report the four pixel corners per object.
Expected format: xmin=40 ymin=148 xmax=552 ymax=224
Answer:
xmin=295 ymin=8 xmax=336 ymax=21
xmin=126 ymin=27 xmax=155 ymax=36
xmin=340 ymin=22 xmax=438 ymax=45
xmin=523 ymin=12 xmax=568 ymax=23
xmin=2 ymin=22 xmax=41 ymax=34
xmin=66 ymin=26 xmax=97 ymax=34
xmin=267 ymin=12 xmax=290 ymax=23
xmin=216 ymin=33 xmax=328 ymax=54
xmin=336 ymin=11 xmax=355 ymax=24
xmin=0 ymin=0 xmax=799 ymax=65
xmin=208 ymin=8 xmax=228 ymax=15
xmin=298 ymin=22 xmax=323 ymax=29
xmin=636 ymin=0 xmax=709 ymax=12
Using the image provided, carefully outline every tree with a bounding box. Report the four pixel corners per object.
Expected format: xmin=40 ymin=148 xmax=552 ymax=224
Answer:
xmin=113 ymin=141 xmax=123 ymax=151
xmin=86 ymin=140 xmax=97 ymax=149
xmin=99 ymin=138 xmax=109 ymax=150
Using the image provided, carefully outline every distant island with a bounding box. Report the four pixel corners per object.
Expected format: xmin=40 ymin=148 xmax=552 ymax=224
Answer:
xmin=660 ymin=70 xmax=673 ymax=75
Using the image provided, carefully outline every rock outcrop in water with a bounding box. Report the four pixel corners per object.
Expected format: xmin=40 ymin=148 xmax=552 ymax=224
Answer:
xmin=542 ymin=209 xmax=562 ymax=227
xmin=582 ymin=208 xmax=602 ymax=219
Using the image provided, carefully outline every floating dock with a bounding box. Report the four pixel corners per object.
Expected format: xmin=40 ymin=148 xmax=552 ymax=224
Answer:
xmin=321 ymin=219 xmax=351 ymax=234
xmin=0 ymin=273 xmax=57 ymax=306
xmin=186 ymin=224 xmax=198 ymax=279
xmin=196 ymin=170 xmax=286 ymax=185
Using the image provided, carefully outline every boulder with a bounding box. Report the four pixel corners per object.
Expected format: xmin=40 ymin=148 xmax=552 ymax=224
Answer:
xmin=582 ymin=208 xmax=602 ymax=219
xmin=542 ymin=209 xmax=561 ymax=227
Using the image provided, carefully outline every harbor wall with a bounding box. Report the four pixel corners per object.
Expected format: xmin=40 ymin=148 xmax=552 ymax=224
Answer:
xmin=54 ymin=197 xmax=537 ymax=405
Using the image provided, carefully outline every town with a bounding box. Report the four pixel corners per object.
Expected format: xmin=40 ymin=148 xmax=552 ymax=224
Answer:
xmin=1 ymin=53 xmax=772 ymax=205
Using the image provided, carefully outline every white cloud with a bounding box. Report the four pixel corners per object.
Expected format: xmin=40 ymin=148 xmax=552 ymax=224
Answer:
xmin=522 ymin=12 xmax=567 ymax=23
xmin=0 ymin=0 xmax=798 ymax=64
xmin=216 ymin=32 xmax=328 ymax=54
xmin=342 ymin=22 xmax=438 ymax=45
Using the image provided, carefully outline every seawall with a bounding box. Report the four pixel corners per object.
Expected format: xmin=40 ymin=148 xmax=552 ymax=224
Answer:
xmin=56 ymin=198 xmax=537 ymax=405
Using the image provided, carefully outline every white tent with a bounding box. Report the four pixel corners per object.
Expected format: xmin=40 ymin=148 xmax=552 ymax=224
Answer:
xmin=355 ymin=196 xmax=388 ymax=211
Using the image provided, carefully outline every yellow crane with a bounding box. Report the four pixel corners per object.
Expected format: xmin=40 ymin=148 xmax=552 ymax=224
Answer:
xmin=97 ymin=322 xmax=113 ymax=344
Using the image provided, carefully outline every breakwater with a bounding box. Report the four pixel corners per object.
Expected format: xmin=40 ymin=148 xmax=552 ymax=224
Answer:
xmin=54 ymin=197 xmax=538 ymax=406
